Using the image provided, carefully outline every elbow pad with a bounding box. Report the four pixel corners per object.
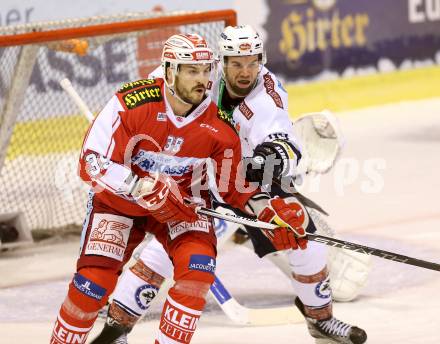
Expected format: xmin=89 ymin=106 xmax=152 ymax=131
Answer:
xmin=82 ymin=151 xmax=138 ymax=196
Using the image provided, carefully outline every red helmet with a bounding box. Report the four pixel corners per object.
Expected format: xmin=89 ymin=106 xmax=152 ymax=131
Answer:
xmin=161 ymin=33 xmax=214 ymax=102
xmin=162 ymin=33 xmax=214 ymax=65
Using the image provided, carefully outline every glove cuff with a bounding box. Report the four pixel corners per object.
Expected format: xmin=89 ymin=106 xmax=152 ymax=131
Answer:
xmin=131 ymin=173 xmax=160 ymax=199
xmin=244 ymin=192 xmax=271 ymax=216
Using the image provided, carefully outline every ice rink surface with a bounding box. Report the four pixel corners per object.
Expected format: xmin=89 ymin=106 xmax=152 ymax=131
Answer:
xmin=1 ymin=98 xmax=439 ymax=343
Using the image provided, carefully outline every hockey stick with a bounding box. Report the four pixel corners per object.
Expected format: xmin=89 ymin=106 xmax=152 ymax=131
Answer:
xmin=210 ymin=276 xmax=302 ymax=326
xmin=60 ymin=78 xmax=303 ymax=326
xmin=60 ymin=78 xmax=94 ymax=122
xmin=196 ymin=206 xmax=440 ymax=272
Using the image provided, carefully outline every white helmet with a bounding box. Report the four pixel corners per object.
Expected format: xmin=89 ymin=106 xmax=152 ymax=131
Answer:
xmin=218 ymin=25 xmax=266 ymax=64
xmin=161 ymin=33 xmax=214 ymax=94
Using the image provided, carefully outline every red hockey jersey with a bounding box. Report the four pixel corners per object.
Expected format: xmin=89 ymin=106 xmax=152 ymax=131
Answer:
xmin=78 ymin=78 xmax=257 ymax=217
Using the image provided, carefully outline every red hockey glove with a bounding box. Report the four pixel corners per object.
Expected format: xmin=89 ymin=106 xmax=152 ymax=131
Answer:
xmin=258 ymin=197 xmax=308 ymax=250
xmin=132 ymin=173 xmax=198 ymax=223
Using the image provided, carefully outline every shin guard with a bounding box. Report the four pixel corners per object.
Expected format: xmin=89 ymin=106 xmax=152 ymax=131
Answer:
xmin=50 ymin=267 xmax=118 ymax=344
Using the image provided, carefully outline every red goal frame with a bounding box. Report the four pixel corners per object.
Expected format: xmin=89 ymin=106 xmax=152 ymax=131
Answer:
xmin=0 ymin=9 xmax=237 ymax=47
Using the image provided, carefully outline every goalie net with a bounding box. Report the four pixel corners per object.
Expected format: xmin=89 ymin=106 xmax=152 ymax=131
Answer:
xmin=0 ymin=9 xmax=236 ymax=239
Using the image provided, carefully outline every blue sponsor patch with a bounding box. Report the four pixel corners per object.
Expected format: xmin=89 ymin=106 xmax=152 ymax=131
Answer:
xmin=73 ymin=273 xmax=106 ymax=301
xmin=135 ymin=284 xmax=159 ymax=310
xmin=131 ymin=150 xmax=194 ymax=176
xmin=188 ymin=254 xmax=216 ymax=274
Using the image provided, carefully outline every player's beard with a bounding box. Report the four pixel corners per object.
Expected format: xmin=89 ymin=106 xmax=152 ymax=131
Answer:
xmin=175 ymin=77 xmax=206 ymax=105
xmin=225 ymin=73 xmax=256 ymax=97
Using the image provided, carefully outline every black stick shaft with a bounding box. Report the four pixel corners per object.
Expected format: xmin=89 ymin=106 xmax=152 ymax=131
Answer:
xmin=198 ymin=207 xmax=440 ymax=272
xmin=308 ymin=233 xmax=440 ymax=272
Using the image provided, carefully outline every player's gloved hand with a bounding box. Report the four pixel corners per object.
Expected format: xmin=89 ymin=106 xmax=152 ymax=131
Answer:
xmin=245 ymin=140 xmax=299 ymax=184
xmin=245 ymin=142 xmax=282 ymax=183
xmin=257 ymin=197 xmax=307 ymax=250
xmin=131 ymin=172 xmax=198 ymax=223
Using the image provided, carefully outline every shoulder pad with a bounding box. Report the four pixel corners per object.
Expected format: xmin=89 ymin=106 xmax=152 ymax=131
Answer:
xmin=122 ymin=85 xmax=163 ymax=109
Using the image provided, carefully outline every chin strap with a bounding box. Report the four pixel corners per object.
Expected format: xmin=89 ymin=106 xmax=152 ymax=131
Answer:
xmin=163 ymin=63 xmax=192 ymax=106
xmin=165 ymin=80 xmax=192 ymax=107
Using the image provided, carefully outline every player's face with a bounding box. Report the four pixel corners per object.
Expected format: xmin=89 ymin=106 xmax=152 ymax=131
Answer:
xmin=224 ymin=55 xmax=260 ymax=97
xmin=174 ymin=64 xmax=211 ymax=105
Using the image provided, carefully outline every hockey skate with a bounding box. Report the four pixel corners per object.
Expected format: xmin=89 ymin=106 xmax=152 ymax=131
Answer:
xmin=295 ymin=298 xmax=367 ymax=344
xmin=111 ymin=333 xmax=128 ymax=344
xmin=89 ymin=321 xmax=129 ymax=344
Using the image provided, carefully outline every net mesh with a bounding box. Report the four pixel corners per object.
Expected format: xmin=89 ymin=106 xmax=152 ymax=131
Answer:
xmin=0 ymin=11 xmax=193 ymax=35
xmin=0 ymin=11 xmax=228 ymax=236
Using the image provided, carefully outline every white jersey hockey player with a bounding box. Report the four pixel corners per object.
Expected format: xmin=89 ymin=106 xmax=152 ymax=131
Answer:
xmin=90 ymin=26 xmax=368 ymax=344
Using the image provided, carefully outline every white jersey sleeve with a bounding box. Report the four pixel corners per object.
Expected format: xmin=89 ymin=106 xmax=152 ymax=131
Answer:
xmin=80 ymin=95 xmax=137 ymax=196
xmin=148 ymin=66 xmax=163 ymax=79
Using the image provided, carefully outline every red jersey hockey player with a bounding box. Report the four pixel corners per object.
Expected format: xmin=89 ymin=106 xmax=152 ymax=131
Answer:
xmin=91 ymin=27 xmax=367 ymax=344
xmin=49 ymin=33 xmax=307 ymax=344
